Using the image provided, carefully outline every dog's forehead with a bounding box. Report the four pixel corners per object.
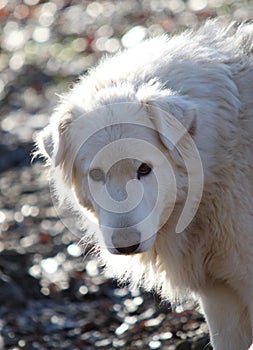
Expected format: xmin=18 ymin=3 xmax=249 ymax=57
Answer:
xmin=77 ymin=124 xmax=162 ymax=171
xmin=86 ymin=130 xmax=150 ymax=165
xmin=74 ymin=103 xmax=166 ymax=170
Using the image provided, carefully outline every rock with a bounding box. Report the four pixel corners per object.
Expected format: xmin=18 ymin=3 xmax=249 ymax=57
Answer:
xmin=0 ymin=271 xmax=26 ymax=307
xmin=192 ymin=336 xmax=212 ymax=350
xmin=176 ymin=340 xmax=192 ymax=350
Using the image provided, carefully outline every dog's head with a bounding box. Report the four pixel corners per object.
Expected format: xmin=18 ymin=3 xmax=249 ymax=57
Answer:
xmin=37 ymin=82 xmax=202 ymax=255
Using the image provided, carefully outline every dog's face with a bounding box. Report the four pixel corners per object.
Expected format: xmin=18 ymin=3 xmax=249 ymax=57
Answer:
xmin=72 ymin=115 xmax=177 ymax=255
xmin=37 ymin=85 xmax=202 ymax=256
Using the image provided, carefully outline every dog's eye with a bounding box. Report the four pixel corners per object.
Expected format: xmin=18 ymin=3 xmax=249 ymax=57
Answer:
xmin=137 ymin=163 xmax=152 ymax=179
xmin=89 ymin=168 xmax=105 ymax=182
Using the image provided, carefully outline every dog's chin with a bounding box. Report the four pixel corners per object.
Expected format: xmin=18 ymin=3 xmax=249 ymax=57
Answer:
xmin=106 ymin=234 xmax=157 ymax=256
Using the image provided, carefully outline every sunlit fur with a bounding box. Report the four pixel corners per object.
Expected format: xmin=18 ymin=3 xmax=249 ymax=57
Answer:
xmin=36 ymin=20 xmax=253 ymax=350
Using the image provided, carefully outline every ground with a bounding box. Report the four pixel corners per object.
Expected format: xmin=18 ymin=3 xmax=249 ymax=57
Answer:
xmin=0 ymin=1 xmax=252 ymax=349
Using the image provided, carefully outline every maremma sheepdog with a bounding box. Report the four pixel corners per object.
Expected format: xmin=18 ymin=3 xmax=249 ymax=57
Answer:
xmin=36 ymin=20 xmax=253 ymax=350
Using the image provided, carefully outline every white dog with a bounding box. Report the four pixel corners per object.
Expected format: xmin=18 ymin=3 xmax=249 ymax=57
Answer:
xmin=36 ymin=20 xmax=253 ymax=350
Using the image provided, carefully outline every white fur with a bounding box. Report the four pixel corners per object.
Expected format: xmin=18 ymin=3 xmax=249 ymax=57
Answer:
xmin=36 ymin=20 xmax=253 ymax=350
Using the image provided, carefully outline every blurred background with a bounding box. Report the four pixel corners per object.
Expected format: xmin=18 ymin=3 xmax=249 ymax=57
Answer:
xmin=0 ymin=1 xmax=252 ymax=349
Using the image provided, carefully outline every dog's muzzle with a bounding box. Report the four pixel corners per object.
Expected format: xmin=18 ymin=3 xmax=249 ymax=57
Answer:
xmin=110 ymin=229 xmax=141 ymax=255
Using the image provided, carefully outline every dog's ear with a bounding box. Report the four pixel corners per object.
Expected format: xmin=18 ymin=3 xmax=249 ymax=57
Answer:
xmin=54 ymin=112 xmax=73 ymax=167
xmin=35 ymin=125 xmax=54 ymax=161
xmin=52 ymin=111 xmax=75 ymax=185
xmin=137 ymin=86 xmax=197 ymax=150
xmin=35 ymin=111 xmax=74 ymax=185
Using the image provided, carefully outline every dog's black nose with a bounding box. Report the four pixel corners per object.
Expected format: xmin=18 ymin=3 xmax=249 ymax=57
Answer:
xmin=115 ymin=243 xmax=140 ymax=254
xmin=111 ymin=229 xmax=141 ymax=254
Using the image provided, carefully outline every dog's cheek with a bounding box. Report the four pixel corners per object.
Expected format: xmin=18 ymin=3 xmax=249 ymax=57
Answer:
xmin=72 ymin=166 xmax=92 ymax=211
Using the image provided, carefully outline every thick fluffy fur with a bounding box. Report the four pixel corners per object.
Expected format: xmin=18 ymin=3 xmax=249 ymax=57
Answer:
xmin=36 ymin=21 xmax=253 ymax=350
